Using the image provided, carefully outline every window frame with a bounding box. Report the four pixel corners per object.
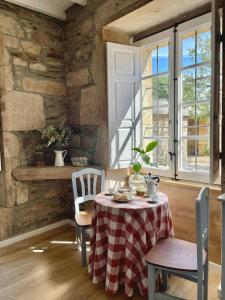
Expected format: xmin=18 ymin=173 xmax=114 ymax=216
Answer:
xmin=135 ymin=28 xmax=174 ymax=178
xmin=176 ymin=13 xmax=211 ymax=183
xmin=135 ymin=14 xmax=213 ymax=183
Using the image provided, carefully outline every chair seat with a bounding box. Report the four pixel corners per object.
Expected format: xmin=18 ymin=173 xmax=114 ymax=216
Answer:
xmin=75 ymin=210 xmax=93 ymax=227
xmin=145 ymin=238 xmax=207 ymax=271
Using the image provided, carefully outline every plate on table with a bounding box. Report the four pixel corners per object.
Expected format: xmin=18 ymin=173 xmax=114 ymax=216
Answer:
xmin=117 ymin=188 xmax=131 ymax=193
xmin=112 ymin=192 xmax=134 ymax=203
xmin=147 ymin=195 xmax=159 ymax=203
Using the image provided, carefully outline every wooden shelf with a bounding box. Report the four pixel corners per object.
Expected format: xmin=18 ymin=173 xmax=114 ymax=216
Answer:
xmin=12 ymin=165 xmax=101 ymax=181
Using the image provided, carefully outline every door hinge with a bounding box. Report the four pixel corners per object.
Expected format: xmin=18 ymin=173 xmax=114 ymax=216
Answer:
xmin=219 ymin=152 xmax=223 ymax=160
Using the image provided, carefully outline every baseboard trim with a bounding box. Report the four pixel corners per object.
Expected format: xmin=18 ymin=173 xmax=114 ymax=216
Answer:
xmin=0 ymin=219 xmax=76 ymax=248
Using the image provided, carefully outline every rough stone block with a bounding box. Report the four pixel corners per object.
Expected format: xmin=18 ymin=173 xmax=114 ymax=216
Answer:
xmin=13 ymin=57 xmax=28 ymax=67
xmin=3 ymin=132 xmax=20 ymax=158
xmin=1 ymin=91 xmax=46 ymax=131
xmin=66 ymin=68 xmax=89 ymax=88
xmin=21 ymin=40 xmax=41 ymax=56
xmin=3 ymin=35 xmax=20 ymax=49
xmin=70 ymin=134 xmax=81 ymax=148
xmin=81 ymin=136 xmax=95 ymax=151
xmin=30 ymin=63 xmax=47 ymax=72
xmin=23 ymin=77 xmax=66 ymax=96
xmin=80 ymin=86 xmax=98 ymax=125
xmin=0 ymin=14 xmax=24 ymax=38
xmin=0 ymin=66 xmax=13 ymax=91
xmin=15 ymin=182 xmax=29 ymax=205
xmin=82 ymin=17 xmax=94 ymax=33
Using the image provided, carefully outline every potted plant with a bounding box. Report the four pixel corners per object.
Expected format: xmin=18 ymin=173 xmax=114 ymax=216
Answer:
xmin=129 ymin=141 xmax=158 ymax=195
xmin=34 ymin=121 xmax=71 ymax=167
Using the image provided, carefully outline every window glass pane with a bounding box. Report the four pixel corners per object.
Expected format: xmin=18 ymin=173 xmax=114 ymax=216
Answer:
xmin=143 ymin=139 xmax=169 ymax=168
xmin=142 ymin=108 xmax=157 ymax=128
xmin=196 ymin=126 xmax=209 ymax=137
xmin=182 ymin=32 xmax=195 ymax=67
xmin=157 ymin=139 xmax=169 ymax=167
xmin=158 ymin=74 xmax=169 ymax=104
xmin=182 ymin=126 xmax=196 ymax=136
xmin=182 ymin=105 xmax=196 ymax=127
xmin=143 ymin=127 xmax=157 ymax=137
xmin=158 ymin=44 xmax=169 ymax=73
xmin=152 ymin=48 xmax=157 ymax=76
xmin=158 ymin=127 xmax=169 ymax=137
xmin=196 ymin=139 xmax=210 ymax=171
xmin=196 ymin=64 xmax=211 ymax=78
xmin=158 ymin=106 xmax=169 ymax=127
xmin=182 ymin=68 xmax=195 ymax=103
xmin=196 ymin=103 xmax=209 ymax=126
xmin=141 ymin=47 xmax=156 ymax=77
xmin=142 ymin=78 xmax=157 ymax=107
xmin=181 ymin=139 xmax=196 ymax=171
xmin=197 ymin=29 xmax=211 ymax=63
xmin=196 ymin=77 xmax=211 ymax=100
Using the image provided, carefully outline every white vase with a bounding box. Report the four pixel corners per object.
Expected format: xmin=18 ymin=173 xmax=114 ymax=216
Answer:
xmin=54 ymin=150 xmax=67 ymax=167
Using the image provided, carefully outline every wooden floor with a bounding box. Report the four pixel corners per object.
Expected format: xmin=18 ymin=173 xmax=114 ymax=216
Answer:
xmin=0 ymin=225 xmax=221 ymax=300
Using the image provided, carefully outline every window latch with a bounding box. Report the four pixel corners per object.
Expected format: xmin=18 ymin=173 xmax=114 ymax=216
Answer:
xmin=168 ymin=151 xmax=175 ymax=161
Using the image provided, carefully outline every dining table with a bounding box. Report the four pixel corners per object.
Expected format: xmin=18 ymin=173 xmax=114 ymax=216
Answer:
xmin=88 ymin=191 xmax=174 ymax=297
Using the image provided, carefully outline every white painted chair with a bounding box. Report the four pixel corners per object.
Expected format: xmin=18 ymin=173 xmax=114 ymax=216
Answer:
xmin=72 ymin=168 xmax=105 ymax=267
xmin=145 ymin=187 xmax=209 ymax=300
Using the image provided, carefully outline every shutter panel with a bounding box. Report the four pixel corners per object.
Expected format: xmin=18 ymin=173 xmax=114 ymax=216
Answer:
xmin=210 ymin=0 xmax=221 ymax=184
xmin=107 ymin=42 xmax=141 ymax=169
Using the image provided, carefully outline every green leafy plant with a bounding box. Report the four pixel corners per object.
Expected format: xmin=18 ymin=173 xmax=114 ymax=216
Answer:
xmin=131 ymin=140 xmax=158 ymax=174
xmin=32 ymin=121 xmax=72 ymax=151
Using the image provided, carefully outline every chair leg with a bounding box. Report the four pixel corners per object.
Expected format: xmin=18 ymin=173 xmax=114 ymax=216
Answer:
xmin=197 ymin=274 xmax=204 ymax=300
xmin=75 ymin=226 xmax=80 ymax=250
xmin=161 ymin=270 xmax=168 ymax=292
xmin=148 ymin=264 xmax=156 ymax=300
xmin=204 ymin=260 xmax=209 ymax=300
xmin=81 ymin=227 xmax=87 ymax=267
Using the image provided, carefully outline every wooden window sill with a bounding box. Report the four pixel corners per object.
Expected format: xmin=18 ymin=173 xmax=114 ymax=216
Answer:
xmin=159 ymin=176 xmax=221 ymax=192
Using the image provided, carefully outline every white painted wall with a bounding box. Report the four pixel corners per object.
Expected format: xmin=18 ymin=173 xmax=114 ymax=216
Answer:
xmin=4 ymin=0 xmax=87 ymax=20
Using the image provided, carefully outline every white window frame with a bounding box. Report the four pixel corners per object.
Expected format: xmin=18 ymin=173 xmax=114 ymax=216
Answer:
xmin=176 ymin=13 xmax=211 ymax=183
xmin=107 ymin=12 xmax=221 ymax=184
xmin=135 ymin=28 xmax=174 ymax=178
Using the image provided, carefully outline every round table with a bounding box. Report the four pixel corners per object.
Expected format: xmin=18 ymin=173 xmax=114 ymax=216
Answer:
xmin=89 ymin=192 xmax=174 ymax=297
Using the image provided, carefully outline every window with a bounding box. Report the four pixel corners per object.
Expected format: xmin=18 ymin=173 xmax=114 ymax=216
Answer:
xmin=178 ymin=18 xmax=211 ymax=181
xmin=107 ymin=12 xmax=220 ymax=184
xmin=140 ymin=31 xmax=173 ymax=177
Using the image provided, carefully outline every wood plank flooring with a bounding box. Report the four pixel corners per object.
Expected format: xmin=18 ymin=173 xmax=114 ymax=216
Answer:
xmin=0 ymin=225 xmax=221 ymax=300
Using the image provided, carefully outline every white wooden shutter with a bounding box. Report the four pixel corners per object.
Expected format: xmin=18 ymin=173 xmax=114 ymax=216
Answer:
xmin=107 ymin=42 xmax=141 ymax=169
xmin=210 ymin=0 xmax=221 ymax=184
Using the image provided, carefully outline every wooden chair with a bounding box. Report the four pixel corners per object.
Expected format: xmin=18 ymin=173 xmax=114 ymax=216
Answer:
xmin=145 ymin=187 xmax=209 ymax=300
xmin=72 ymin=168 xmax=105 ymax=267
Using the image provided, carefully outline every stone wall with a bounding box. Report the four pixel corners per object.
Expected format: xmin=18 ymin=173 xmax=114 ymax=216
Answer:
xmin=0 ymin=1 xmax=72 ymax=238
xmin=0 ymin=0 xmax=151 ymax=240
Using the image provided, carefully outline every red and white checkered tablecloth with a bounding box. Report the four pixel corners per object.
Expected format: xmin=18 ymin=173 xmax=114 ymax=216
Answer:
xmin=89 ymin=192 xmax=174 ymax=297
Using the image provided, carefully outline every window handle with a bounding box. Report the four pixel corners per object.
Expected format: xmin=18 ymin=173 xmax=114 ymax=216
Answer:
xmin=168 ymin=151 xmax=175 ymax=161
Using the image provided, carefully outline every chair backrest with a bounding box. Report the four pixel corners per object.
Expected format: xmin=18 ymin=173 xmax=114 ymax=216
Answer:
xmin=72 ymin=168 xmax=105 ymax=213
xmin=196 ymin=187 xmax=209 ymax=271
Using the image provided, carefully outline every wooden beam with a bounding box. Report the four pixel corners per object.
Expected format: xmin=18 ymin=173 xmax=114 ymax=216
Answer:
xmin=133 ymin=3 xmax=211 ymax=42
xmin=70 ymin=0 xmax=87 ymax=6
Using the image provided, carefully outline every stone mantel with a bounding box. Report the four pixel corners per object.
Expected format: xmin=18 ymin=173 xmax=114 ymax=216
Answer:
xmin=12 ymin=165 xmax=101 ymax=181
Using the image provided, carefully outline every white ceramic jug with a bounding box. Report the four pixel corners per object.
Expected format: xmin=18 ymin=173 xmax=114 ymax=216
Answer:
xmin=146 ymin=174 xmax=160 ymax=198
xmin=54 ymin=150 xmax=67 ymax=167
